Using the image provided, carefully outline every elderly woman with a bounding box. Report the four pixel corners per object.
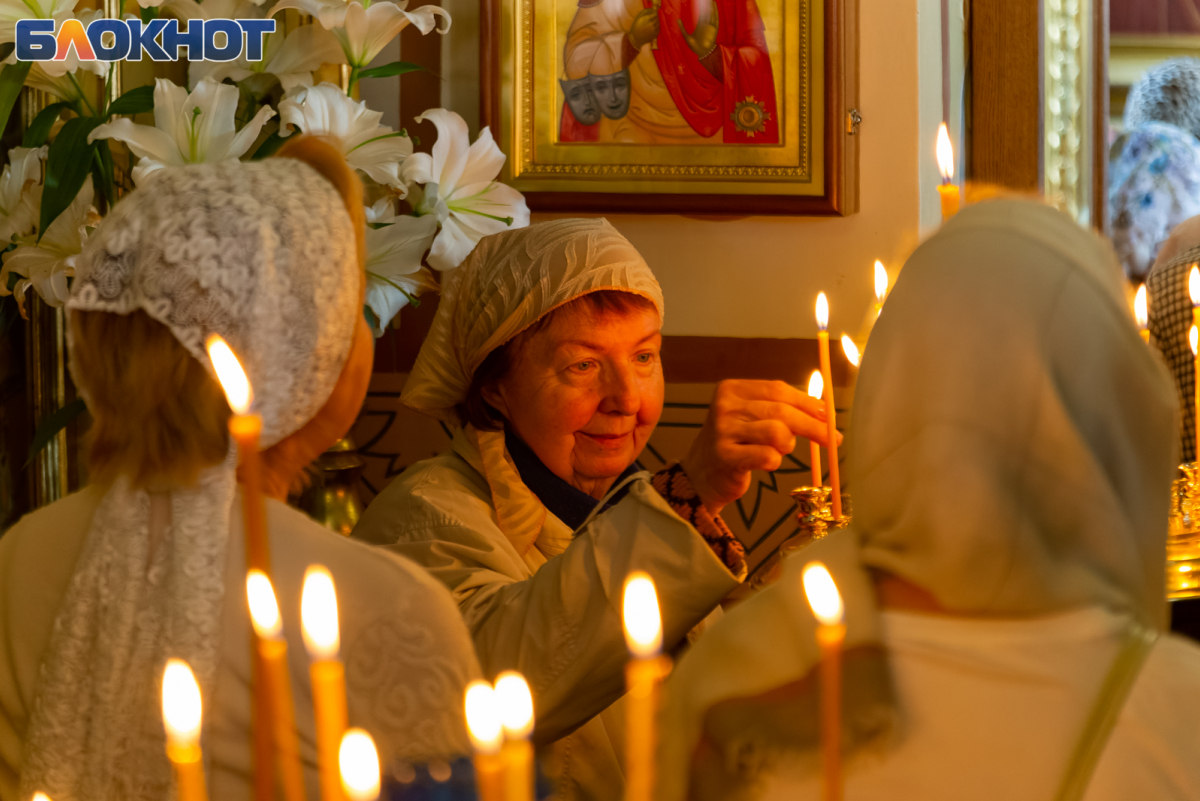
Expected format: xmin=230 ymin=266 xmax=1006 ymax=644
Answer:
xmin=0 ymin=138 xmax=479 ymax=801
xmin=656 ymin=198 xmax=1200 ymax=801
xmin=353 ymin=218 xmax=834 ymax=800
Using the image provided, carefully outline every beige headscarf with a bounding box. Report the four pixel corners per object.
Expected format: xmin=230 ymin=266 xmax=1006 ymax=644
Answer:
xmin=657 ymin=198 xmax=1179 ymax=801
xmin=403 ymin=217 xmax=664 ymax=568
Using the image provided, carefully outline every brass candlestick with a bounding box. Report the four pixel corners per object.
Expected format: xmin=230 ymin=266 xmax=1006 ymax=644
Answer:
xmin=745 ymin=488 xmax=852 ymax=591
xmin=1168 ymin=462 xmax=1200 ymax=600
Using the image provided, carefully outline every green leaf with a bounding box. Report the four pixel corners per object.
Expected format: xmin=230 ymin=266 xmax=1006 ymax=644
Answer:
xmin=251 ymin=130 xmax=288 ymax=160
xmin=0 ymin=61 xmax=32 ymax=138
xmin=91 ymin=139 xmax=116 ymax=210
xmin=106 ymin=84 xmax=155 ymax=118
xmin=22 ymin=102 xmax=70 ymax=148
xmin=356 ymin=61 xmax=428 ymax=81
xmin=39 ymin=117 xmax=101 ymax=242
xmin=25 ymin=398 xmax=86 ymax=468
xmin=140 ymin=4 xmax=158 ymax=23
xmin=5 ymin=270 xmax=19 ymax=291
xmin=363 ymin=304 xmax=379 ymax=332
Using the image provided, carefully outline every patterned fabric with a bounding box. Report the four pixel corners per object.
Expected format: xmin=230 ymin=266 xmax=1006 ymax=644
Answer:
xmin=1147 ymin=243 xmax=1200 ymax=462
xmin=20 ymin=158 xmax=361 ymax=801
xmin=651 ymin=463 xmax=747 ymax=579
xmin=1109 ymin=122 xmax=1200 ymax=281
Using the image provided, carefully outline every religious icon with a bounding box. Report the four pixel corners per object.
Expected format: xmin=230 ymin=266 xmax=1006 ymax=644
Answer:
xmin=483 ymin=0 xmax=857 ymax=214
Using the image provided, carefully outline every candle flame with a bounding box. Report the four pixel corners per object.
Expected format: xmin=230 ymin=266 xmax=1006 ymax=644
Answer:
xmin=494 ymin=671 xmax=535 ymax=739
xmin=205 ymin=334 xmax=253 ymax=415
xmin=841 ymin=335 xmax=861 ymax=367
xmin=162 ymin=658 xmax=203 ymax=747
xmin=815 ymin=293 xmax=829 ymax=331
xmin=339 ymin=729 xmax=380 ymax=801
xmin=1191 ymin=266 xmax=1200 ymax=307
xmin=246 ymin=569 xmax=282 ymax=640
xmin=936 ymin=123 xmax=955 ymax=182
xmin=301 ymin=565 xmax=340 ymax=660
xmin=806 ymin=370 xmax=824 ymax=399
xmin=874 ymin=261 xmax=888 ymax=303
xmin=802 ymin=562 xmax=844 ymax=626
xmin=1134 ymin=284 xmax=1148 ymax=330
xmin=1191 ymin=325 xmax=1198 ymax=357
xmin=622 ymin=572 xmax=662 ymax=658
xmin=32 ymin=794 xmax=51 ymax=801
xmin=464 ymin=680 xmax=503 ymax=754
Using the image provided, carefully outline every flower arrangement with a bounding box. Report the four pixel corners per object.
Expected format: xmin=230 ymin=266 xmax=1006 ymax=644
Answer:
xmin=0 ymin=0 xmax=530 ymax=337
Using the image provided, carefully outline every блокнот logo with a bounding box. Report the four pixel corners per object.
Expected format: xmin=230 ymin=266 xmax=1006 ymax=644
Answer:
xmin=15 ymin=18 xmax=276 ymax=62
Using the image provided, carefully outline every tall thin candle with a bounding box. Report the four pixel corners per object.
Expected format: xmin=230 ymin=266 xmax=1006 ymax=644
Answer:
xmin=162 ymin=659 xmax=210 ymax=801
xmin=815 ymin=294 xmax=842 ymax=519
xmin=465 ymin=681 xmax=505 ymax=801
xmin=495 ymin=671 xmax=536 ymax=801
xmin=1135 ymin=284 xmax=1149 ymax=343
xmin=806 ymin=371 xmax=823 ymax=488
xmin=936 ymin=123 xmax=960 ymax=221
xmin=339 ymin=730 xmax=380 ymax=801
xmin=803 ymin=563 xmax=845 ymax=801
xmin=1192 ymin=325 xmax=1199 ymax=463
xmin=302 ymin=566 xmax=348 ymax=801
xmin=623 ymin=572 xmax=669 ymax=801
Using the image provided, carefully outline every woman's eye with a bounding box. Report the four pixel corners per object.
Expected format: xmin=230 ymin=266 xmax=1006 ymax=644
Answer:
xmin=636 ymin=352 xmax=655 ymax=364
xmin=575 ymin=361 xmax=593 ymax=372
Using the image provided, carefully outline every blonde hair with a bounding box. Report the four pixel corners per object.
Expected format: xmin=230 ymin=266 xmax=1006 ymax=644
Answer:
xmin=71 ymin=135 xmax=369 ymax=494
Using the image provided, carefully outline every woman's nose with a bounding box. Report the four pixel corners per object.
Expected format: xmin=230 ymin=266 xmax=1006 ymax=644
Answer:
xmin=600 ymin=362 xmax=639 ymax=415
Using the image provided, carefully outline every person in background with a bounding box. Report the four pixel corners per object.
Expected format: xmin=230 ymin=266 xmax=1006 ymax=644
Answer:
xmin=658 ymin=197 xmax=1200 ymax=801
xmin=1111 ymin=58 xmax=1200 ymax=282
xmin=0 ymin=138 xmax=479 ymax=801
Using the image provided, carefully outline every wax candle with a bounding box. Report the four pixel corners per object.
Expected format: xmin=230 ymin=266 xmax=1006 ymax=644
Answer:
xmin=806 ymin=371 xmax=824 ymax=488
xmin=302 ymin=566 xmax=347 ymax=801
xmin=874 ymin=260 xmax=889 ymax=315
xmin=162 ymin=659 xmax=210 ymax=801
xmin=206 ymin=334 xmax=273 ymax=801
xmin=802 ymin=563 xmax=845 ymax=801
xmin=936 ymin=123 xmax=960 ymax=221
xmin=495 ymin=671 xmax=536 ymax=801
xmin=814 ymin=294 xmax=843 ymax=519
xmin=1135 ymin=284 xmax=1149 ymax=343
xmin=840 ymin=336 xmax=860 ymax=369
xmin=1192 ymin=325 xmax=1199 ymax=463
xmin=339 ymin=729 xmax=380 ymax=801
xmin=623 ymin=572 xmax=669 ymax=801
xmin=247 ymin=570 xmax=307 ymax=801
xmin=32 ymin=794 xmax=52 ymax=801
xmin=465 ymin=681 xmax=505 ymax=801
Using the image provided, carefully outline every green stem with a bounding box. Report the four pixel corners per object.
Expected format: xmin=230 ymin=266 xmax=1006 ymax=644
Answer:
xmin=367 ymin=270 xmax=421 ymax=306
xmin=67 ymin=73 xmax=99 ymax=118
xmin=346 ymin=65 xmax=360 ymax=97
xmin=347 ymin=130 xmax=406 ymax=153
xmin=449 ymin=205 xmax=514 ymax=226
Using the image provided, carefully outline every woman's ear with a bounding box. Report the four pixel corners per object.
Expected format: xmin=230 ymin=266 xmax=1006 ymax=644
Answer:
xmin=481 ymin=382 xmax=510 ymax=420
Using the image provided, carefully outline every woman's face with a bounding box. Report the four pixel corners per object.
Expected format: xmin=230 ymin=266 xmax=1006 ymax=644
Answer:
xmin=485 ymin=301 xmax=664 ymax=499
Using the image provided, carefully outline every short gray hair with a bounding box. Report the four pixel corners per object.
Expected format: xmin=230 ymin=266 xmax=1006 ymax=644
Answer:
xmin=1125 ymin=57 xmax=1200 ymax=139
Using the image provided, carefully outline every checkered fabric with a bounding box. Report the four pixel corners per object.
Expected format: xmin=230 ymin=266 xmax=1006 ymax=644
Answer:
xmin=1147 ymin=245 xmax=1200 ymax=461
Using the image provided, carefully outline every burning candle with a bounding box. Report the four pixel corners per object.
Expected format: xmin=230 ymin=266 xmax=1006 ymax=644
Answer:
xmin=1190 ymin=266 xmax=1200 ymax=336
xmin=814 ymin=294 xmax=843 ymax=519
xmin=840 ymin=336 xmax=860 ymax=369
xmin=802 ymin=563 xmax=845 ymax=801
xmin=32 ymin=794 xmax=52 ymax=801
xmin=339 ymin=729 xmax=380 ymax=801
xmin=1192 ymin=325 xmax=1199 ymax=463
xmin=247 ymin=570 xmax=307 ymax=801
xmin=495 ymin=671 xmax=535 ymax=801
xmin=302 ymin=566 xmax=347 ymax=801
xmin=873 ymin=261 xmax=888 ymax=315
xmin=936 ymin=123 xmax=960 ymax=221
xmin=465 ymin=681 xmax=505 ymax=801
xmin=162 ymin=659 xmax=210 ymax=801
xmin=623 ymin=572 xmax=669 ymax=801
xmin=1135 ymin=284 xmax=1149 ymax=343
xmin=806 ymin=371 xmax=824 ymax=488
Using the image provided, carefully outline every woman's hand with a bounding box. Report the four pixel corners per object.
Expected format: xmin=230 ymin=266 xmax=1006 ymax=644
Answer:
xmin=680 ymin=379 xmax=838 ymax=516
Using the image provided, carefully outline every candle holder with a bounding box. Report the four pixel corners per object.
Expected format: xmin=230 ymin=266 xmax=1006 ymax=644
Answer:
xmin=789 ymin=487 xmax=852 ymax=546
xmin=1168 ymin=462 xmax=1200 ymax=600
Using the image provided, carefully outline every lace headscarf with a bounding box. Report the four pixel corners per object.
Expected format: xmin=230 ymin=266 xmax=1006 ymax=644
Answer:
xmin=19 ymin=158 xmax=360 ymax=801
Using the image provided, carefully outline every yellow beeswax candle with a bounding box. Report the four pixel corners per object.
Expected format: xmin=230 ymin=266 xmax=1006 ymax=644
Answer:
xmin=623 ymin=573 xmax=670 ymax=801
xmin=815 ymin=294 xmax=842 ymax=519
xmin=806 ymin=371 xmax=824 ymax=488
xmin=495 ymin=671 xmax=536 ymax=801
xmin=803 ymin=563 xmax=845 ymax=801
xmin=465 ymin=681 xmax=505 ymax=801
xmin=302 ymin=565 xmax=348 ymax=801
xmin=162 ymin=659 xmax=210 ymax=801
xmin=339 ymin=729 xmax=380 ymax=801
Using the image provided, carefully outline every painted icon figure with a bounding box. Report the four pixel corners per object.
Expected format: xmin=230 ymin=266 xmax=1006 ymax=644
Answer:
xmin=561 ymin=76 xmax=602 ymax=126
xmin=590 ymin=69 xmax=632 ymax=119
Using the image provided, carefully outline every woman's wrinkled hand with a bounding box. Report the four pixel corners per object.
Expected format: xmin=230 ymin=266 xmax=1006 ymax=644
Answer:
xmin=680 ymin=379 xmax=840 ymax=516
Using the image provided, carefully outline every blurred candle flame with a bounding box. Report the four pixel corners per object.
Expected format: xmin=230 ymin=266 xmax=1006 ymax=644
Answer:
xmin=32 ymin=794 xmax=51 ymax=801
xmin=301 ymin=565 xmax=340 ymax=660
xmin=162 ymin=659 xmax=203 ymax=747
xmin=841 ymin=335 xmax=860 ymax=367
xmin=622 ymin=572 xmax=662 ymax=658
xmin=874 ymin=261 xmax=888 ymax=303
xmin=465 ymin=680 xmax=504 ymax=754
xmin=339 ymin=729 xmax=380 ymax=801
xmin=936 ymin=123 xmax=955 ymax=183
xmin=807 ymin=370 xmax=824 ymax=399
xmin=205 ymin=334 xmax=253 ymax=415
xmin=1191 ymin=266 xmax=1200 ymax=307
xmin=494 ymin=671 xmax=535 ymax=739
xmin=1135 ymin=284 xmax=1148 ymax=331
xmin=802 ymin=562 xmax=844 ymax=626
xmin=246 ymin=569 xmax=282 ymax=640
xmin=815 ymin=293 xmax=829 ymax=331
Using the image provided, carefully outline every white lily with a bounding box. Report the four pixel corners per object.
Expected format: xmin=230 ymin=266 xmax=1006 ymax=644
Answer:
xmin=12 ymin=9 xmax=111 ymax=104
xmin=190 ymin=24 xmax=346 ymax=96
xmin=88 ymin=77 xmax=275 ymax=185
xmin=0 ymin=0 xmax=76 ymax=46
xmin=1 ymin=180 xmax=97 ymax=312
xmin=278 ymin=83 xmax=411 ymax=191
xmin=267 ymin=0 xmax=449 ymax=68
xmin=0 ymin=146 xmax=47 ymax=245
xmin=402 ymin=109 xmax=529 ymax=271
xmin=363 ymin=198 xmax=438 ymax=336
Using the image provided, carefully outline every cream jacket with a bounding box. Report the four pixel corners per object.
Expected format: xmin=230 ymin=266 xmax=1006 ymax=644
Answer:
xmin=354 ymin=449 xmax=740 ymax=801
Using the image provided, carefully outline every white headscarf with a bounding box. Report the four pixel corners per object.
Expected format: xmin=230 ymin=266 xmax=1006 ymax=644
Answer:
xmin=657 ymin=198 xmax=1179 ymax=801
xmin=19 ymin=157 xmax=360 ymax=801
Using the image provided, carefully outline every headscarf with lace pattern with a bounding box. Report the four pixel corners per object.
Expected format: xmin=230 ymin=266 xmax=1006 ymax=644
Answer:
xmin=19 ymin=157 xmax=360 ymax=801
xmin=402 ymin=217 xmax=664 ymax=569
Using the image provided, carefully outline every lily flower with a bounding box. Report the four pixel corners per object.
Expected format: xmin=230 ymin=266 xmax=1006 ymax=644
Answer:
xmin=14 ymin=10 xmax=111 ymax=106
xmin=0 ymin=146 xmax=47 ymax=245
xmin=363 ymin=198 xmax=439 ymax=336
xmin=267 ymin=0 xmax=449 ymax=68
xmin=278 ymin=83 xmax=411 ymax=191
xmin=1 ymin=180 xmax=97 ymax=312
xmin=0 ymin=0 xmax=76 ymax=47
xmin=402 ymin=109 xmax=529 ymax=271
xmin=190 ymin=23 xmax=346 ymax=96
xmin=88 ymin=77 xmax=275 ymax=185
